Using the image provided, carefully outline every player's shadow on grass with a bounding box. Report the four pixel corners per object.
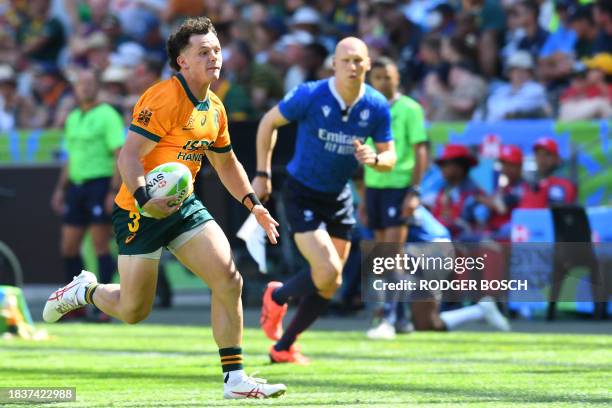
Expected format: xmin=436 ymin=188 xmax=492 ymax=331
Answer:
xmin=304 ymin=351 xmax=612 ymax=370
xmin=1 ymin=366 xmax=219 ymax=383
xmin=284 ymin=378 xmax=612 ymax=405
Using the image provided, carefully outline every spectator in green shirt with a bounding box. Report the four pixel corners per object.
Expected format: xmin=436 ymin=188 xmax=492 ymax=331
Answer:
xmin=50 ymin=68 xmax=125 ymax=321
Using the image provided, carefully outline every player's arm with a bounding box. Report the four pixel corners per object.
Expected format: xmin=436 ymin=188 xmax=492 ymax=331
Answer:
xmin=117 ymin=130 xmax=180 ymax=219
xmin=206 ymin=149 xmax=280 ymax=244
xmin=253 ymin=106 xmax=290 ymax=200
xmin=353 ymin=139 xmax=396 ymax=172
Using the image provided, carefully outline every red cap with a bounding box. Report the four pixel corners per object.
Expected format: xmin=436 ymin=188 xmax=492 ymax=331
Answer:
xmin=533 ymin=137 xmax=559 ymax=156
xmin=499 ymin=144 xmax=523 ymax=164
xmin=435 ymin=144 xmax=478 ymax=167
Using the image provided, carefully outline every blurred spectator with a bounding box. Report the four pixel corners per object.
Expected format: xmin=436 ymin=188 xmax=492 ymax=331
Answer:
xmin=402 ymin=0 xmax=448 ymax=29
xmin=568 ymin=4 xmax=597 ymax=59
xmin=428 ymin=3 xmax=458 ymax=36
xmin=539 ymin=0 xmax=577 ymax=59
xmin=520 ymin=137 xmax=577 ymax=207
xmin=253 ymin=18 xmax=286 ymax=66
xmin=462 ymin=0 xmax=506 ymax=79
xmin=324 ymin=0 xmax=359 ymax=38
xmin=221 ymin=39 xmax=283 ymax=119
xmin=0 ymin=64 xmax=37 ymax=131
xmin=512 ymin=0 xmax=550 ymax=61
xmin=479 ymin=145 xmax=527 ymax=239
xmin=162 ymin=0 xmax=206 ymax=24
xmin=481 ymin=51 xmax=550 ymax=122
xmin=0 ymin=22 xmax=19 ymax=67
xmin=138 ymin=14 xmax=166 ymax=64
xmin=109 ymin=41 xmax=145 ymax=69
xmin=99 ymin=64 xmax=129 ymax=120
xmin=16 ymin=0 xmax=66 ymax=65
xmin=109 ymin=0 xmax=164 ymax=42
xmin=593 ymin=0 xmax=612 ymax=54
xmin=538 ymin=2 xmax=575 ymax=116
xmin=424 ymin=62 xmax=487 ymax=122
xmin=30 ymin=63 xmax=75 ymax=128
xmin=441 ymin=34 xmax=478 ymax=72
xmin=279 ymin=31 xmax=314 ymax=92
xmin=416 ymin=33 xmax=444 ymax=89
xmin=374 ymin=1 xmax=424 ymax=91
xmin=72 ymin=32 xmax=112 ymax=71
xmin=428 ymin=144 xmax=489 ymax=239
xmin=69 ymin=0 xmax=119 ymax=49
xmin=558 ymin=57 xmax=612 ymax=121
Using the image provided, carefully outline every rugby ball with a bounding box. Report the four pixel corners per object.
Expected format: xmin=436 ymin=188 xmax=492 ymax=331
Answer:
xmin=135 ymin=162 xmax=193 ymax=217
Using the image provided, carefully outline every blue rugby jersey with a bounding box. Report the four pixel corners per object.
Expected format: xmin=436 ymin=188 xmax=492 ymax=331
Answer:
xmin=278 ymin=78 xmax=392 ymax=193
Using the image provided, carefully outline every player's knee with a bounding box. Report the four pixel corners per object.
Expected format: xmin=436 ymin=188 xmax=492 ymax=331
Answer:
xmin=122 ymin=306 xmax=150 ymax=324
xmin=213 ymin=270 xmax=243 ymax=297
xmin=314 ymin=263 xmax=342 ymax=292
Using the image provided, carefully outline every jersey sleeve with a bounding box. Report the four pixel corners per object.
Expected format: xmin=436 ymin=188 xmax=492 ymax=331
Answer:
xmin=406 ymin=102 xmax=428 ymax=145
xmin=209 ymin=103 xmax=232 ymax=153
xmin=105 ymin=106 xmax=126 ymax=151
xmin=277 ymin=82 xmax=313 ymax=122
xmin=371 ymin=102 xmax=393 ymax=143
xmin=128 ymin=86 xmax=175 ymax=142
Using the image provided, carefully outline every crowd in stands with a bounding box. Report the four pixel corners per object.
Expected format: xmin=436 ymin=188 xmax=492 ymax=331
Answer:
xmin=1 ymin=0 xmax=612 ymax=131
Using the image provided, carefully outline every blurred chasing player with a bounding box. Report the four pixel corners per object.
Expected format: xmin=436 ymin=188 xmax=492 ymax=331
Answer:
xmin=43 ymin=17 xmax=286 ymax=399
xmin=253 ymin=37 xmax=397 ymax=364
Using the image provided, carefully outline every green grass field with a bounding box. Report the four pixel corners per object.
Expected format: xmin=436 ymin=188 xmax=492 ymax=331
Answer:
xmin=1 ymin=324 xmax=610 ymax=407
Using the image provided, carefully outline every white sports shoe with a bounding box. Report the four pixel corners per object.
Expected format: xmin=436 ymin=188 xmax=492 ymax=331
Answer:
xmin=43 ymin=271 xmax=97 ymax=323
xmin=366 ymin=320 xmax=397 ymax=340
xmin=223 ymin=374 xmax=287 ymax=399
xmin=478 ymin=296 xmax=511 ymax=332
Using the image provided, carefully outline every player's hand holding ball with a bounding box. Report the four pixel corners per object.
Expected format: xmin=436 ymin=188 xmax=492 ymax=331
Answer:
xmin=353 ymin=139 xmax=377 ymax=166
xmin=141 ymin=195 xmax=182 ymax=219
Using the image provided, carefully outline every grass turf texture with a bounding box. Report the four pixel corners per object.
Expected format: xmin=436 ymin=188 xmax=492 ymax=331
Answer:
xmin=1 ymin=324 xmax=610 ymax=407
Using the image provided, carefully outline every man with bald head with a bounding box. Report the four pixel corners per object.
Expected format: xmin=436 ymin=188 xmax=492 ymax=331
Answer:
xmin=253 ymin=37 xmax=396 ymax=363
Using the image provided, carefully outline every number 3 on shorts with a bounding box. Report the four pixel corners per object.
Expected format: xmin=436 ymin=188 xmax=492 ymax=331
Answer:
xmin=128 ymin=211 xmax=141 ymax=233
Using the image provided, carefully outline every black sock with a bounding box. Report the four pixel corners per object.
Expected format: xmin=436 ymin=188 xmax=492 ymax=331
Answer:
xmin=63 ymin=256 xmax=84 ymax=282
xmin=275 ymin=293 xmax=329 ymax=351
xmin=98 ymin=254 xmax=115 ymax=284
xmin=85 ymin=284 xmax=98 ymax=305
xmin=219 ymin=347 xmax=243 ymax=374
xmin=272 ymin=270 xmax=317 ymax=305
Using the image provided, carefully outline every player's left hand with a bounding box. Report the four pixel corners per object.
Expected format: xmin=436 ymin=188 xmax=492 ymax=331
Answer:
xmin=252 ymin=205 xmax=280 ymax=244
xmin=401 ymin=192 xmax=420 ymax=218
xmin=353 ymin=139 xmax=377 ymax=166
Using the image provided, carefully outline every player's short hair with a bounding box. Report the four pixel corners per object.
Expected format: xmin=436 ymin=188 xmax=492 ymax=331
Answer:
xmin=371 ymin=56 xmax=396 ymax=71
xmin=167 ymin=17 xmax=217 ymax=71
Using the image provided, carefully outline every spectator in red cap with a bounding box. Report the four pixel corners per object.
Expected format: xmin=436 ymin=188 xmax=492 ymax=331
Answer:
xmin=477 ymin=145 xmax=528 ymax=240
xmin=428 ymin=144 xmax=489 ymax=239
xmin=520 ymin=137 xmax=578 ymax=207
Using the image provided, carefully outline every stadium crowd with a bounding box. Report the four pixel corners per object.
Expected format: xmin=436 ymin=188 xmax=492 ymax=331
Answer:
xmin=1 ymin=0 xmax=612 ymax=131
